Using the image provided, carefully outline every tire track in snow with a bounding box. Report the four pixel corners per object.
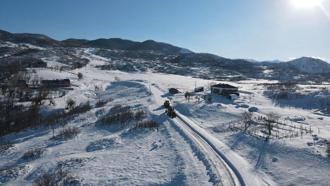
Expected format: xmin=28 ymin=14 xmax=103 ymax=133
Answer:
xmin=174 ymin=113 xmax=244 ymax=186
xmin=167 ymin=118 xmax=222 ymax=185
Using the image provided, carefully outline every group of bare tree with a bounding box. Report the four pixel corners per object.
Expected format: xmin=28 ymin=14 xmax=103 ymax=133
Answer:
xmin=229 ymin=112 xmax=313 ymax=141
xmin=0 ymin=87 xmax=50 ymax=136
xmin=327 ymin=141 xmax=330 ymax=158
xmin=0 ymin=71 xmax=52 ymax=136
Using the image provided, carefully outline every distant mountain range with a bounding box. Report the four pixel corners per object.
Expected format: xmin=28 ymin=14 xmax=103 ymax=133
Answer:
xmin=0 ymin=29 xmax=191 ymax=55
xmin=1 ymin=29 xmax=329 ymax=82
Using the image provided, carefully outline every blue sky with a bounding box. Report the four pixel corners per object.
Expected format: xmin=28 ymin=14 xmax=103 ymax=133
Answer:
xmin=0 ymin=0 xmax=329 ymax=61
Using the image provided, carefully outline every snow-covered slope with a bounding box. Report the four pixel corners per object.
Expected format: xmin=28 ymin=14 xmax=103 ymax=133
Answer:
xmin=287 ymin=57 xmax=330 ymax=74
xmin=2 ymin=29 xmax=330 ymax=82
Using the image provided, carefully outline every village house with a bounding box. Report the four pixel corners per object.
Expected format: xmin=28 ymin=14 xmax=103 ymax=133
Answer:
xmin=211 ymin=83 xmax=239 ymax=96
xmin=41 ymin=79 xmax=70 ymax=88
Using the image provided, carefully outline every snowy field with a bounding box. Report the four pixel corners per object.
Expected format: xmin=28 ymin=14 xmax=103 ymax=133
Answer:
xmin=1 ymin=50 xmax=330 ymax=185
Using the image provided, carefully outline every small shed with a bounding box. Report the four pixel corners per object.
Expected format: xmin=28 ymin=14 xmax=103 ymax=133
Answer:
xmin=211 ymin=83 xmax=239 ymax=96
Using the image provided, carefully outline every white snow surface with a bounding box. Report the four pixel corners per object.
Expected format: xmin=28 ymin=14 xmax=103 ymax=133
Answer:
xmin=1 ymin=49 xmax=330 ymax=185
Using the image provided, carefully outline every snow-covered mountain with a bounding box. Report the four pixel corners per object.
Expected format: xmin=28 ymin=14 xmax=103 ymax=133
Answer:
xmin=286 ymin=57 xmax=330 ymax=74
xmin=1 ymin=29 xmax=329 ymax=82
xmin=0 ymin=29 xmax=61 ymax=47
xmin=0 ymin=29 xmax=191 ymax=55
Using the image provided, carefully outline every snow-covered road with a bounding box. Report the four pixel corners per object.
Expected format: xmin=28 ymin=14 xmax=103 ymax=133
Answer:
xmin=174 ymin=115 xmax=239 ymax=186
xmin=147 ymin=81 xmax=274 ymax=186
xmin=148 ymin=84 xmax=236 ymax=185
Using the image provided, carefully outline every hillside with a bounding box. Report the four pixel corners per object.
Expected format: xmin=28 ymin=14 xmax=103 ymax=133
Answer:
xmin=287 ymin=57 xmax=330 ymax=74
xmin=1 ymin=29 xmax=330 ymax=83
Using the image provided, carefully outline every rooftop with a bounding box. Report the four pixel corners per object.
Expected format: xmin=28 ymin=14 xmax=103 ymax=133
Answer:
xmin=211 ymin=83 xmax=237 ymax=89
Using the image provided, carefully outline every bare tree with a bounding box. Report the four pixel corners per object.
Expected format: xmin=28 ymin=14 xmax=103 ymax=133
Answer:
xmin=264 ymin=112 xmax=280 ymax=140
xmin=242 ymin=112 xmax=253 ymax=132
xmin=29 ymin=89 xmax=49 ymax=124
xmin=66 ymin=98 xmax=76 ymax=110
xmin=326 ymin=140 xmax=330 ymax=158
xmin=77 ymin=72 xmax=83 ymax=80
xmin=326 ymin=101 xmax=330 ymax=113
xmin=8 ymin=71 xmax=28 ymax=88
xmin=31 ymin=89 xmax=49 ymax=107
xmin=184 ymin=92 xmax=192 ymax=102
xmin=49 ymin=98 xmax=56 ymax=106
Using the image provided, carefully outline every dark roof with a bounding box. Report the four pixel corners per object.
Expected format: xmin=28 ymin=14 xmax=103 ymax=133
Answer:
xmin=211 ymin=83 xmax=237 ymax=89
xmin=41 ymin=79 xmax=70 ymax=83
xmin=41 ymin=79 xmax=70 ymax=87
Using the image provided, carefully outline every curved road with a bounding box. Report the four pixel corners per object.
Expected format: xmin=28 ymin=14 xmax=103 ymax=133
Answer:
xmin=174 ymin=114 xmax=241 ymax=186
xmin=148 ymin=83 xmax=244 ymax=186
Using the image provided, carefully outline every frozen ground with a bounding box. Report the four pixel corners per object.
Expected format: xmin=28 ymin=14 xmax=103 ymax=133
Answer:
xmin=1 ymin=49 xmax=329 ymax=185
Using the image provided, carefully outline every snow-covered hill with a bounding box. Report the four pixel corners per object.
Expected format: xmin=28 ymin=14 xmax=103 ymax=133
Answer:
xmin=287 ymin=57 xmax=330 ymax=74
xmin=1 ymin=29 xmax=330 ymax=83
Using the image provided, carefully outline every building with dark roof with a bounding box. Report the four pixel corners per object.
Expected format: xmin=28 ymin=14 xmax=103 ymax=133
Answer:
xmin=211 ymin=83 xmax=239 ymax=96
xmin=41 ymin=79 xmax=70 ymax=88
